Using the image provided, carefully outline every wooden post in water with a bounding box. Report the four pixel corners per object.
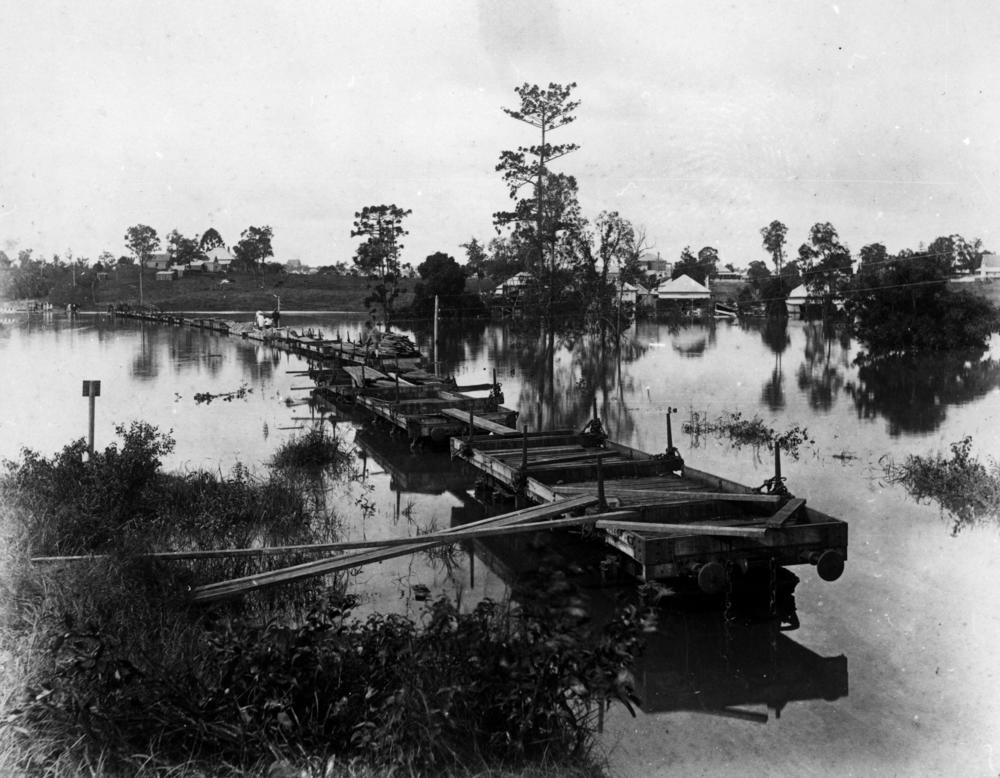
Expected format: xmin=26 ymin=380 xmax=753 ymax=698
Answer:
xmin=468 ymin=408 xmax=474 ymax=441
xmin=468 ymin=544 xmax=475 ymax=587
xmin=394 ymin=371 xmax=400 ymax=405
xmin=517 ymin=424 xmax=529 ymax=508
xmin=774 ymin=440 xmax=782 ymax=482
xmin=81 ymin=380 xmax=101 ymax=455
xmin=433 ymin=294 xmax=439 ymax=374
xmin=596 ymin=453 xmax=606 ymax=509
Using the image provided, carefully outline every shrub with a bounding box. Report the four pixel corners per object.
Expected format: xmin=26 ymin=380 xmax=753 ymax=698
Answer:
xmin=4 ymin=571 xmax=641 ymax=775
xmin=882 ymin=436 xmax=1000 ymax=533
xmin=271 ymin=427 xmax=352 ymax=471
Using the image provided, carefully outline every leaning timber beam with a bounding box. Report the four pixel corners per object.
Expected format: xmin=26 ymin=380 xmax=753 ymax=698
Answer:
xmin=31 ymin=510 xmax=639 ymax=565
xmin=190 ymin=494 xmax=601 ymax=602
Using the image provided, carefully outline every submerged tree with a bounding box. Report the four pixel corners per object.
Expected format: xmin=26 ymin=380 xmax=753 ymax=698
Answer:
xmin=797 ymin=222 xmax=853 ymax=317
xmin=760 ymin=220 xmax=788 ymax=276
xmin=494 ymin=82 xmax=580 ymax=276
xmin=351 ymin=204 xmax=412 ymax=329
xmin=408 ymin=251 xmax=485 ymax=320
xmin=847 ymin=247 xmax=1000 ymax=357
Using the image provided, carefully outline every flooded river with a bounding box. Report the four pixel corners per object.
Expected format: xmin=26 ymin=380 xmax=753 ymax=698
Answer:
xmin=1 ymin=310 xmax=998 ymax=776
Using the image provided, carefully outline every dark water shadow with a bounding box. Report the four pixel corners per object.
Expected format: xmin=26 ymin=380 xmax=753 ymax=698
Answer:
xmin=845 ymin=350 xmax=1000 ymax=436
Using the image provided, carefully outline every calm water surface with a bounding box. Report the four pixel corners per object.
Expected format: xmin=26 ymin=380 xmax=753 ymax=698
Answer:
xmin=2 ymin=310 xmax=999 ymax=776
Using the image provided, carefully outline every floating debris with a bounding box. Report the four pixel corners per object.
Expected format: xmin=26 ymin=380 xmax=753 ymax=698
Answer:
xmin=193 ymin=383 xmax=253 ymax=405
xmin=683 ymin=410 xmax=813 ymax=458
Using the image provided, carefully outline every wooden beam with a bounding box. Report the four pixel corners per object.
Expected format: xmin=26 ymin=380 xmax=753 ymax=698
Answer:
xmin=597 ymin=519 xmax=769 ymax=539
xmin=766 ymin=497 xmax=806 ymax=528
xmin=32 ymin=510 xmax=640 ymax=565
xmin=439 ymin=408 xmax=519 ymax=435
xmin=555 ymin=485 xmax=781 ymax=504
xmin=190 ymin=494 xmax=600 ymax=602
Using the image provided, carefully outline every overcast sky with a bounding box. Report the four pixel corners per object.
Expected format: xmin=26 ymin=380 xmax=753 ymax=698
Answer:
xmin=2 ymin=0 xmax=999 ymax=267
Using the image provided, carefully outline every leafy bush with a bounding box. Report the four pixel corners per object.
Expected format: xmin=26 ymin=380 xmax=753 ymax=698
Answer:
xmin=2 ymin=422 xmax=176 ymax=554
xmin=882 ymin=436 xmax=1000 ymax=533
xmin=5 ymin=571 xmax=641 ymax=775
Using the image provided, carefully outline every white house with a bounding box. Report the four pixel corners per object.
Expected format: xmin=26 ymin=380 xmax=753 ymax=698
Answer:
xmin=493 ymin=271 xmax=533 ymax=296
xmin=980 ymin=252 xmax=1000 ymax=279
xmin=656 ymin=274 xmax=711 ymax=301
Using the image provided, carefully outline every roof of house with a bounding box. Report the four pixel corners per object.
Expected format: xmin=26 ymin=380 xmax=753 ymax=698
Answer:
xmin=656 ymin=274 xmax=711 ymax=298
xmin=786 ymin=284 xmax=810 ymax=303
xmin=981 ymin=253 xmax=1000 ymax=270
xmin=204 ymin=246 xmax=232 ymax=262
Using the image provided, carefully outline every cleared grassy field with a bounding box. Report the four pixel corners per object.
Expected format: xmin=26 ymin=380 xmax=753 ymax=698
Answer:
xmin=49 ymin=270 xmax=415 ymax=313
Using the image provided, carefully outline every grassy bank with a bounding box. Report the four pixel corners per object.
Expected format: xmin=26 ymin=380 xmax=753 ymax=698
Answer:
xmin=45 ymin=269 xmax=416 ymax=313
xmin=0 ymin=425 xmax=641 ymax=776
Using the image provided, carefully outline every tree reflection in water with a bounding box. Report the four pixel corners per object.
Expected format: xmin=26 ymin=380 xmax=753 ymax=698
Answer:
xmin=796 ymin=321 xmax=850 ymax=411
xmin=749 ymin=319 xmax=791 ymax=411
xmin=845 ymin=349 xmax=1000 ymax=436
xmin=501 ymin=318 xmax=647 ymax=435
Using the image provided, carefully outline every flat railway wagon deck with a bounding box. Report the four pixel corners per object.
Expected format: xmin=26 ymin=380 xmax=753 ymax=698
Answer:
xmin=451 ymin=429 xmax=847 ymax=592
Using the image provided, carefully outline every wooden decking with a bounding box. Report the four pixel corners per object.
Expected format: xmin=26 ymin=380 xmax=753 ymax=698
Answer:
xmin=451 ymin=430 xmax=848 ymax=587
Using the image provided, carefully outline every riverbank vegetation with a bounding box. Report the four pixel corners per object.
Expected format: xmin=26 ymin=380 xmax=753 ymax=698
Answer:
xmin=0 ymin=424 xmax=642 ymax=775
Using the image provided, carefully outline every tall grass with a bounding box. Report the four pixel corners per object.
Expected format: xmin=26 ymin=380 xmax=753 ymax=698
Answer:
xmin=0 ymin=424 xmax=642 ymax=775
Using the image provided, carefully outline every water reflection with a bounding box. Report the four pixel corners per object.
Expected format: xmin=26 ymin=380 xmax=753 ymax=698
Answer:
xmin=845 ymin=350 xmax=1000 ymax=435
xmin=501 ymin=321 xmax=647 ymax=434
xmin=464 ymin=524 xmax=848 ymax=724
xmin=750 ymin=320 xmax=791 ymax=411
xmin=636 ymin=609 xmax=848 ymax=720
xmin=796 ymin=322 xmax=850 ymax=411
xmin=130 ymin=323 xmax=161 ymax=381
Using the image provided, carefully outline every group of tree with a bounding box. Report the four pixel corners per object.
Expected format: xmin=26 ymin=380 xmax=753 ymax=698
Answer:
xmin=846 ymin=242 xmax=999 ymax=357
xmin=486 ymin=81 xmax=649 ymax=334
xmin=350 ymin=204 xmax=412 ymax=329
xmin=122 ymin=224 xmax=274 ymax=276
xmin=671 ymin=246 xmax=719 ymax=285
xmin=351 ymin=83 xmax=649 ymax=335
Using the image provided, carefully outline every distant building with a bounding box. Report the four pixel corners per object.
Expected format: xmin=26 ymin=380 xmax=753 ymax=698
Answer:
xmin=714 ymin=269 xmax=747 ymax=281
xmin=980 ymin=252 xmax=1000 ymax=279
xmin=493 ymin=271 xmax=533 ymax=297
xmin=155 ymin=269 xmax=176 ymax=282
xmin=656 ymin=274 xmax=711 ymax=301
xmin=189 ymin=246 xmax=233 ymax=273
xmin=638 ymin=252 xmax=672 ymax=279
xmin=284 ymin=259 xmax=304 ymax=273
xmin=146 ymin=253 xmax=171 ymax=271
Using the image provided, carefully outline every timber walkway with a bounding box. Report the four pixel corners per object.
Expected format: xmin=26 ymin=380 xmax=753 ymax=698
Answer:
xmin=98 ymin=307 xmax=848 ymax=601
xmin=108 ymin=306 xmax=519 ymax=445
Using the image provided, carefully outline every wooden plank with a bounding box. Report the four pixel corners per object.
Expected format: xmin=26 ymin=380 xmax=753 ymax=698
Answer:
xmin=766 ymin=497 xmax=806 ymax=528
xmin=343 ymin=365 xmax=390 ymax=385
xmin=597 ymin=519 xmax=769 ymax=539
xmin=191 ymin=494 xmax=600 ymax=602
xmin=33 ymin=511 xmax=640 ymax=564
xmin=439 ymin=408 xmax=519 ymax=435
xmin=554 ymin=486 xmax=781 ymax=505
